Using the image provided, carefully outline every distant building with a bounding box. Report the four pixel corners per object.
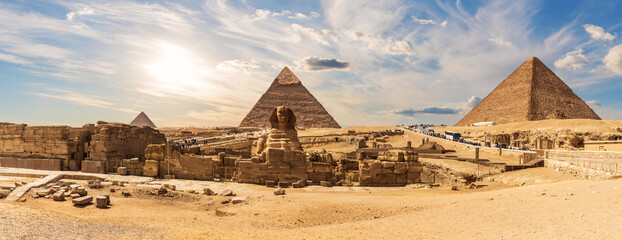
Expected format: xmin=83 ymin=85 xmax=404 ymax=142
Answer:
xmin=584 ymin=140 xmax=622 ymax=152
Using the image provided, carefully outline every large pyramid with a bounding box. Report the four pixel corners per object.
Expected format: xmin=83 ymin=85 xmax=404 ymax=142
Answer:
xmin=130 ymin=112 xmax=157 ymax=128
xmin=456 ymin=57 xmax=600 ymax=126
xmin=239 ymin=67 xmax=341 ymax=129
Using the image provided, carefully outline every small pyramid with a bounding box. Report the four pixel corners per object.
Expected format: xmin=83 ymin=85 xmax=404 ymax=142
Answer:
xmin=456 ymin=57 xmax=600 ymax=126
xmin=239 ymin=67 xmax=341 ymax=129
xmin=130 ymin=112 xmax=157 ymax=128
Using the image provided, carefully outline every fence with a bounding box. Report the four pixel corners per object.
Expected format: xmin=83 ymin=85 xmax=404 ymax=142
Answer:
xmin=545 ymin=150 xmax=622 ymax=174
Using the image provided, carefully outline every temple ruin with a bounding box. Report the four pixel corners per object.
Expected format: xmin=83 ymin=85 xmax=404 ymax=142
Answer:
xmin=456 ymin=57 xmax=600 ymax=126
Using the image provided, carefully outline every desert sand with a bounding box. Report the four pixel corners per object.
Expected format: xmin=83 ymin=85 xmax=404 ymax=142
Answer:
xmin=1 ymin=172 xmax=621 ymax=239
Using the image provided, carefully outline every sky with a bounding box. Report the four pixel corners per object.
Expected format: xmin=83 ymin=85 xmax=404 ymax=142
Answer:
xmin=0 ymin=0 xmax=622 ymax=127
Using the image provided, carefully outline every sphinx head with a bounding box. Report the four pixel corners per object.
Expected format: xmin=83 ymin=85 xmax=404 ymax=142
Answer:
xmin=269 ymin=106 xmax=296 ymax=129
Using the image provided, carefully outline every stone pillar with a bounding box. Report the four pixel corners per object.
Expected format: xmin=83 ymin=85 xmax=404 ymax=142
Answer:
xmin=407 ymin=141 xmax=412 ymax=149
xmin=475 ymin=148 xmax=479 ymax=162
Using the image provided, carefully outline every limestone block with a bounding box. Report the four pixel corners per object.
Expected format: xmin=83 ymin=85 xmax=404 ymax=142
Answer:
xmin=72 ymin=196 xmax=93 ymax=205
xmin=118 ymin=167 xmax=127 ymax=175
xmin=273 ymin=188 xmax=285 ymax=195
xmin=52 ymin=191 xmax=66 ymax=201
xmin=221 ymin=189 xmax=235 ymax=196
xmin=231 ymin=197 xmax=246 ymax=204
xmin=320 ymin=181 xmax=332 ymax=187
xmin=96 ymin=195 xmax=110 ymax=208
xmin=142 ymin=160 xmax=159 ymax=177
xmin=265 ymin=180 xmax=276 ymax=187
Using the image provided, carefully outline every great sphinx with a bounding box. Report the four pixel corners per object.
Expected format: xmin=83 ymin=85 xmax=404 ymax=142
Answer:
xmin=256 ymin=106 xmax=303 ymax=155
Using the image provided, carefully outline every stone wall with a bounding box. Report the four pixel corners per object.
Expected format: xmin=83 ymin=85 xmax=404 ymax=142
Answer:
xmin=144 ymin=143 xmax=221 ymax=180
xmin=87 ymin=121 xmax=165 ymax=173
xmin=0 ymin=157 xmax=61 ymax=171
xmin=359 ymin=150 xmax=422 ymax=186
xmin=0 ymin=122 xmax=94 ymax=170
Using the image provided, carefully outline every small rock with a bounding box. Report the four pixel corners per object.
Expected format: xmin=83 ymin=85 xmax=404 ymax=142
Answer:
xmin=157 ymin=187 xmax=168 ymax=195
xmin=221 ymin=199 xmax=231 ymax=204
xmin=273 ymin=188 xmax=286 ymax=195
xmin=14 ymin=182 xmax=23 ymax=187
xmin=221 ymin=189 xmax=235 ymax=196
xmin=109 ymin=188 xmax=116 ymax=193
xmin=231 ymin=197 xmax=247 ymax=204
xmin=122 ymin=191 xmax=131 ymax=197
xmin=451 ymin=186 xmax=459 ymax=191
xmin=185 ymin=189 xmax=195 ymax=194
xmin=566 ymin=193 xmax=574 ymax=196
xmin=52 ymin=191 xmax=66 ymax=201
xmin=203 ymin=188 xmax=215 ymax=195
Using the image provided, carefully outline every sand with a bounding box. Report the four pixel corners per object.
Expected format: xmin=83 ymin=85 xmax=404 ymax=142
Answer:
xmin=1 ymin=174 xmax=621 ymax=239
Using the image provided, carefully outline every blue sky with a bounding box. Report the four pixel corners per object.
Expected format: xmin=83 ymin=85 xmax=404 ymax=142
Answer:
xmin=0 ymin=0 xmax=621 ymax=127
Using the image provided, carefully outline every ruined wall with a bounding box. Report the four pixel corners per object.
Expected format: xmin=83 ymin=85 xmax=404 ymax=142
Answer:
xmin=0 ymin=122 xmax=95 ymax=170
xmin=143 ymin=143 xmax=221 ymax=180
xmin=237 ymin=148 xmax=308 ymax=185
xmin=87 ymin=121 xmax=165 ymax=173
xmin=359 ymin=150 xmax=422 ymax=186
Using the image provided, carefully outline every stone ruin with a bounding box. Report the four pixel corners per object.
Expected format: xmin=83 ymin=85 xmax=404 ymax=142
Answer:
xmin=237 ymin=106 xmax=317 ymax=185
xmin=0 ymin=121 xmax=165 ymax=173
xmin=0 ymin=107 xmax=427 ymax=187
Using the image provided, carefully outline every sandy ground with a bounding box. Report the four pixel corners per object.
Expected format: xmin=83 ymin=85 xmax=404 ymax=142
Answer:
xmin=1 ymin=172 xmax=621 ymax=239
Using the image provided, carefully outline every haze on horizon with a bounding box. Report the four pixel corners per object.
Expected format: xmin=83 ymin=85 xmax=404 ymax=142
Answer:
xmin=0 ymin=0 xmax=621 ymax=128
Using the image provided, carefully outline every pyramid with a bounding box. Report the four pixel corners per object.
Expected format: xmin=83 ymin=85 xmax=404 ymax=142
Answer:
xmin=130 ymin=112 xmax=157 ymax=128
xmin=456 ymin=57 xmax=600 ymax=126
xmin=239 ymin=67 xmax=341 ymax=129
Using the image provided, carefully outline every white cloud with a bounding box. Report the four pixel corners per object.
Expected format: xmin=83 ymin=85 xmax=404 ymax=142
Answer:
xmin=288 ymin=13 xmax=309 ymax=19
xmin=411 ymin=16 xmax=436 ymax=25
xmin=271 ymin=10 xmax=291 ymax=16
xmin=554 ymin=49 xmax=589 ymax=69
xmin=583 ymin=24 xmax=616 ymax=41
xmin=288 ymin=24 xmax=334 ymax=46
xmin=412 ymin=16 xmax=447 ymax=26
xmin=323 ymin=0 xmax=406 ymax=34
xmin=346 ymin=31 xmax=414 ymax=55
xmin=384 ymin=40 xmax=414 ymax=55
xmin=488 ymin=38 xmax=513 ymax=47
xmin=32 ymin=88 xmax=137 ymax=113
xmin=0 ymin=53 xmax=32 ymax=65
xmin=586 ymin=100 xmax=603 ymax=108
xmin=604 ymin=44 xmax=622 ymax=75
xmin=216 ymin=59 xmax=260 ymax=72
xmin=66 ymin=7 xmax=94 ymax=21
xmin=251 ymin=9 xmax=271 ymax=21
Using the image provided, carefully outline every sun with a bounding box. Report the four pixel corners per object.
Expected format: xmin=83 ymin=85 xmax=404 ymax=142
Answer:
xmin=144 ymin=42 xmax=207 ymax=92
